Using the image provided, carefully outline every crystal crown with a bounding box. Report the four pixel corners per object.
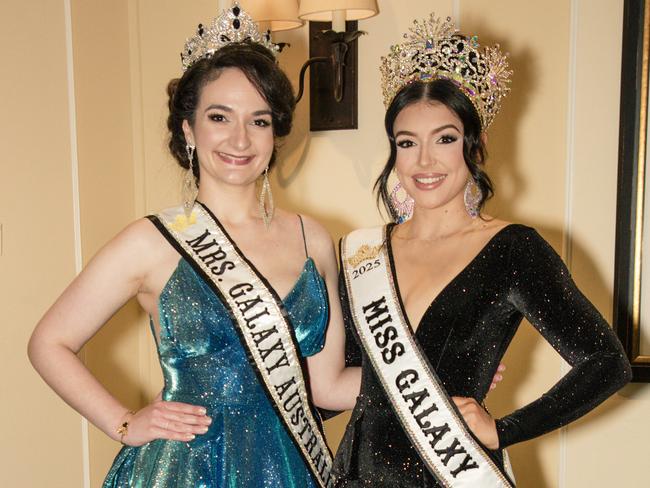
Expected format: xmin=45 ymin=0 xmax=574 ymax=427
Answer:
xmin=380 ymin=13 xmax=512 ymax=129
xmin=181 ymin=2 xmax=279 ymax=72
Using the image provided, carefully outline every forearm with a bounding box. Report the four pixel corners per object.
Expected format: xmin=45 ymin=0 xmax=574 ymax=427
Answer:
xmin=500 ymin=227 xmax=632 ymax=448
xmin=496 ymin=350 xmax=631 ymax=448
xmin=28 ymin=339 xmax=129 ymax=441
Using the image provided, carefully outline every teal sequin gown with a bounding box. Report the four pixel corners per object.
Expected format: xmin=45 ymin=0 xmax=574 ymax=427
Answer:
xmin=104 ymin=256 xmax=328 ymax=487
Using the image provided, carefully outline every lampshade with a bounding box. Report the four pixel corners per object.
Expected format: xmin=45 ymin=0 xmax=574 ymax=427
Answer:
xmin=298 ymin=0 xmax=379 ymax=21
xmin=238 ymin=0 xmax=304 ymax=32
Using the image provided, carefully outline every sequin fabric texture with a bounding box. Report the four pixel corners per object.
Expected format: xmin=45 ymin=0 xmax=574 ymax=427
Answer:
xmin=104 ymin=256 xmax=328 ymax=487
xmin=334 ymin=224 xmax=631 ymax=487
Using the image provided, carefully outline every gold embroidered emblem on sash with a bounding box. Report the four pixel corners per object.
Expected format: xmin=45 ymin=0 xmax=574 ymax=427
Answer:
xmin=345 ymin=244 xmax=383 ymax=269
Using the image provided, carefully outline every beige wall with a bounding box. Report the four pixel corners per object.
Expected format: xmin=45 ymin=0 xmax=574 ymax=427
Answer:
xmin=0 ymin=1 xmax=85 ymax=486
xmin=3 ymin=0 xmax=647 ymax=486
xmin=70 ymin=1 xmax=144 ymax=483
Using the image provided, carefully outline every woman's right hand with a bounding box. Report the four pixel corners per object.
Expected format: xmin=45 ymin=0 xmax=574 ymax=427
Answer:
xmin=120 ymin=401 xmax=212 ymax=446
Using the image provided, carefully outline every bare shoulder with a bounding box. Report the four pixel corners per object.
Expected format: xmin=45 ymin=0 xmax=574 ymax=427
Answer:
xmin=279 ymin=213 xmax=337 ymax=277
xmin=295 ymin=213 xmax=335 ymax=256
xmin=88 ymin=218 xmax=175 ymax=278
xmin=102 ymin=218 xmax=164 ymax=255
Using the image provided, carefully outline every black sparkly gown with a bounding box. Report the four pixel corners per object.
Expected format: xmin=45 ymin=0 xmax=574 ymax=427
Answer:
xmin=333 ymin=224 xmax=631 ymax=487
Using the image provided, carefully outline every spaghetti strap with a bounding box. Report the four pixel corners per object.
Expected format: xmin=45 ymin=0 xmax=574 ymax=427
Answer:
xmin=297 ymin=215 xmax=309 ymax=258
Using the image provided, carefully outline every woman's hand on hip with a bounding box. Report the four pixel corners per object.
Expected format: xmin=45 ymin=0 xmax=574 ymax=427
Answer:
xmin=120 ymin=401 xmax=212 ymax=446
xmin=451 ymin=396 xmax=499 ymax=450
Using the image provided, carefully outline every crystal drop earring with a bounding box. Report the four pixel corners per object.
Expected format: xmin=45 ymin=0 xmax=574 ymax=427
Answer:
xmin=464 ymin=177 xmax=483 ymax=218
xmin=259 ymin=166 xmax=274 ymax=229
xmin=182 ymin=144 xmax=198 ymax=219
xmin=390 ymin=182 xmax=414 ymax=223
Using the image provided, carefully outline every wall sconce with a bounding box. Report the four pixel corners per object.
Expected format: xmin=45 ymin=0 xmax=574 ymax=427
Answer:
xmin=298 ymin=1 xmax=379 ymax=131
xmin=239 ymin=1 xmax=379 ymax=131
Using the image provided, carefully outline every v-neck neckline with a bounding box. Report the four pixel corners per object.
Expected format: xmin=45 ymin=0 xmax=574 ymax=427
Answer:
xmin=386 ymin=222 xmax=517 ymax=333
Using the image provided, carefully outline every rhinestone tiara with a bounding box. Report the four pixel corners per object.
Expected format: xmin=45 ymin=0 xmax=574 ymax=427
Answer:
xmin=380 ymin=13 xmax=512 ymax=130
xmin=180 ymin=2 xmax=279 ymax=72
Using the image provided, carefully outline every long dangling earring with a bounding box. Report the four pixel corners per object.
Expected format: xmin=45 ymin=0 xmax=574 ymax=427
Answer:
xmin=390 ymin=182 xmax=414 ymax=223
xmin=259 ymin=166 xmax=274 ymax=229
xmin=182 ymin=144 xmax=198 ymax=219
xmin=464 ymin=177 xmax=483 ymax=219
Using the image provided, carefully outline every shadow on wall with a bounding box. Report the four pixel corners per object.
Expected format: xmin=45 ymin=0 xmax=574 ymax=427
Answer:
xmin=275 ymin=129 xmax=311 ymax=190
xmin=485 ymin=46 xmax=535 ymax=217
xmin=273 ymin=23 xmax=312 ymax=191
xmin=271 ymin=70 xmax=359 ymax=241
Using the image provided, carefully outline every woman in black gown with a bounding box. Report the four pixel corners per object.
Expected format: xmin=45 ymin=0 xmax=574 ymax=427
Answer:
xmin=333 ymin=14 xmax=631 ymax=487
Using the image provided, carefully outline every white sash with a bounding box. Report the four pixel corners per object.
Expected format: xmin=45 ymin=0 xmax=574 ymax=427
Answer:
xmin=341 ymin=226 xmax=514 ymax=488
xmin=150 ymin=203 xmax=334 ymax=488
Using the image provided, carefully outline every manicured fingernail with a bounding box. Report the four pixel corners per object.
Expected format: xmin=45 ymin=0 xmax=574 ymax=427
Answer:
xmin=200 ymin=426 xmax=208 ymax=433
xmin=205 ymin=417 xmax=212 ymax=424
xmin=199 ymin=408 xmax=207 ymax=415
xmin=188 ymin=434 xmax=196 ymax=440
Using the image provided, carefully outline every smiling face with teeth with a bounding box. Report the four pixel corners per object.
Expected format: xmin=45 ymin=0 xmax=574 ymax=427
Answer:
xmin=393 ymin=100 xmax=470 ymax=214
xmin=182 ymin=67 xmax=275 ymax=190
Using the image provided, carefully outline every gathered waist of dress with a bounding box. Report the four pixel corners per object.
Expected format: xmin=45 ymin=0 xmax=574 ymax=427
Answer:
xmin=164 ymin=390 xmax=270 ymax=409
xmin=174 ymin=401 xmax=275 ymax=446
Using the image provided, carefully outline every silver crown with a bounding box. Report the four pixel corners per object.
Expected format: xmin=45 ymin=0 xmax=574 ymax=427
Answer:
xmin=181 ymin=2 xmax=279 ymax=72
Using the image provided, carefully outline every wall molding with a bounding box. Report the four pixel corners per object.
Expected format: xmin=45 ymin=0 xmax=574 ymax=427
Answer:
xmin=559 ymin=0 xmax=581 ymax=486
xmin=63 ymin=0 xmax=89 ymax=486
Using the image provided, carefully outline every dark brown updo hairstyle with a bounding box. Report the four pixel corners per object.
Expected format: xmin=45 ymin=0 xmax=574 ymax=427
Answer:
xmin=375 ymin=79 xmax=493 ymax=221
xmin=167 ymin=41 xmax=295 ymax=182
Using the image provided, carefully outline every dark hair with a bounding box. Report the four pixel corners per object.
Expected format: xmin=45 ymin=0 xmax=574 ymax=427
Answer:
xmin=375 ymin=79 xmax=493 ymax=221
xmin=166 ymin=42 xmax=295 ymax=181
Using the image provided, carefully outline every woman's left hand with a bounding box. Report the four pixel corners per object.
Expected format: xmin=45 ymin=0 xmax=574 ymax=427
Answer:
xmin=451 ymin=397 xmax=499 ymax=449
xmin=490 ymin=363 xmax=506 ymax=390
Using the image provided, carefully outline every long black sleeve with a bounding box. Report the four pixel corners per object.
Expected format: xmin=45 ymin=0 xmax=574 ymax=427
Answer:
xmin=495 ymin=228 xmax=632 ymax=448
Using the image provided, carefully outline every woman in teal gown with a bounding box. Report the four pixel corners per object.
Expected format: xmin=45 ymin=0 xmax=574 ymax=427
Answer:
xmin=28 ymin=4 xmax=360 ymax=487
xmin=104 ymin=226 xmax=327 ymax=487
